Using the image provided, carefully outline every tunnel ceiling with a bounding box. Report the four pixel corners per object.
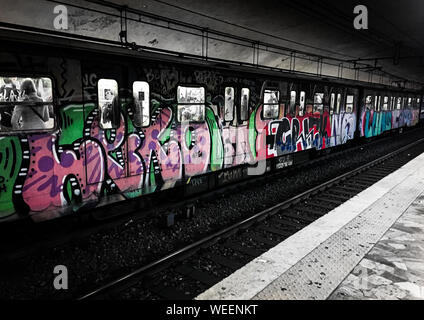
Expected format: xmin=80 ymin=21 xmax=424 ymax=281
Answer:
xmin=1 ymin=0 xmax=423 ymax=86
xmin=109 ymin=0 xmax=424 ymax=84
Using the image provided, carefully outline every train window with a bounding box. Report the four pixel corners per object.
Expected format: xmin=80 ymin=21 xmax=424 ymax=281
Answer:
xmin=289 ymin=90 xmax=296 ymax=115
xmin=396 ymin=97 xmax=402 ymax=110
xmin=374 ymin=96 xmax=380 ymax=112
xmin=365 ymin=95 xmax=372 ymax=110
xmin=313 ymin=93 xmax=324 ymax=114
xmin=132 ymin=81 xmax=150 ymax=127
xmin=390 ymin=96 xmax=395 ymax=110
xmin=0 ymin=76 xmax=54 ymax=133
xmin=177 ymin=86 xmax=205 ymax=122
xmin=263 ymin=89 xmax=280 ymax=119
xmin=240 ymin=88 xmax=249 ymax=121
xmin=408 ymin=97 xmax=412 ymax=108
xmin=224 ymin=87 xmax=234 ymax=122
xmin=383 ymin=96 xmax=389 ymax=111
xmin=336 ymin=93 xmax=342 ymax=114
xmin=299 ymin=91 xmax=305 ymax=116
xmin=98 ymin=79 xmax=119 ymax=129
xmin=330 ymin=93 xmax=335 ymax=115
xmin=346 ymin=95 xmax=354 ymax=113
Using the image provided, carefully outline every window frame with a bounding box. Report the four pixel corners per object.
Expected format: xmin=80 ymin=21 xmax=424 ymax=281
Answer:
xmin=329 ymin=92 xmax=335 ymax=115
xmin=345 ymin=94 xmax=354 ymax=113
xmin=97 ymin=78 xmax=120 ymax=130
xmin=262 ymin=89 xmax=280 ymax=120
xmin=176 ymin=84 xmax=206 ymax=123
xmin=299 ymin=91 xmax=306 ymax=117
xmin=365 ymin=95 xmax=373 ymax=111
xmin=374 ymin=95 xmax=381 ymax=112
xmin=402 ymin=97 xmax=407 ymax=110
xmin=382 ymin=96 xmax=389 ymax=111
xmin=313 ymin=92 xmax=324 ymax=114
xmin=336 ymin=93 xmax=342 ymax=114
xmin=224 ymin=86 xmax=235 ymax=122
xmin=240 ymin=87 xmax=250 ymax=122
xmin=0 ymin=74 xmax=57 ymax=135
xmin=289 ymin=90 xmax=296 ymax=116
xmin=396 ymin=97 xmax=402 ymax=110
xmin=407 ymin=97 xmax=413 ymax=109
xmin=132 ymin=81 xmax=150 ymax=128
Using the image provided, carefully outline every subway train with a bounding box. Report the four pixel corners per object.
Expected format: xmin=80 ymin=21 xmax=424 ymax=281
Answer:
xmin=0 ymin=28 xmax=422 ymax=223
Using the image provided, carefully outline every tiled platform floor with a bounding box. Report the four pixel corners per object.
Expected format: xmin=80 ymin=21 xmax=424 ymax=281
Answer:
xmin=330 ymin=193 xmax=424 ymax=300
xmin=197 ymin=151 xmax=424 ymax=301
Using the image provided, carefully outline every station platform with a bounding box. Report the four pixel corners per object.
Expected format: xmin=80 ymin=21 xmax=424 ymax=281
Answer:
xmin=196 ymin=151 xmax=424 ymax=300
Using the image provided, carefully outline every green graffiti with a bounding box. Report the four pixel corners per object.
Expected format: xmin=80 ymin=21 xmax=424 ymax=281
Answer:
xmin=58 ymin=104 xmax=95 ymax=145
xmin=0 ymin=137 xmax=22 ymax=218
xmin=160 ymin=125 xmax=171 ymax=144
xmin=248 ymin=105 xmax=259 ymax=160
xmin=121 ymin=101 xmax=136 ymax=134
xmin=108 ymin=150 xmax=119 ymax=163
xmin=149 ymin=158 xmax=156 ymax=187
xmin=205 ymin=107 xmax=223 ymax=171
xmin=123 ymin=189 xmax=143 ymax=199
xmin=185 ymin=127 xmax=192 ymax=148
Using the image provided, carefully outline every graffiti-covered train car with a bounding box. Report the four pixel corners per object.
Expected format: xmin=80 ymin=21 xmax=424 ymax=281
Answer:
xmin=360 ymin=89 xmax=421 ymax=138
xmin=0 ymin=30 xmax=421 ymax=223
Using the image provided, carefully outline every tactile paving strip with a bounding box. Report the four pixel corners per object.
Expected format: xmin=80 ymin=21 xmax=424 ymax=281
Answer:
xmin=253 ymin=174 xmax=424 ymax=300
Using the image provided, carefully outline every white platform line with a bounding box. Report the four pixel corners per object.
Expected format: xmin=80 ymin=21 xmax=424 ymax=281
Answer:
xmin=196 ymin=152 xmax=424 ymax=300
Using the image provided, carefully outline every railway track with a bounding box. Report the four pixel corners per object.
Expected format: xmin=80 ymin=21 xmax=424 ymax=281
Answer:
xmin=77 ymin=135 xmax=424 ymax=300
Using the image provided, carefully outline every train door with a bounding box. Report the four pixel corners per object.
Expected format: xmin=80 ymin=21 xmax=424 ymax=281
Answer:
xmin=311 ymin=84 xmax=329 ymax=150
xmin=82 ymin=61 xmax=129 ymax=191
xmin=373 ymin=93 xmax=382 ymax=136
xmin=221 ymin=83 xmax=252 ymax=167
xmin=236 ymin=85 xmax=253 ymax=165
xmin=381 ymin=93 xmax=391 ymax=133
xmin=221 ymin=84 xmax=236 ymax=167
xmin=177 ymin=84 xmax=208 ymax=178
xmin=336 ymin=87 xmax=357 ymax=145
xmin=329 ymin=86 xmax=341 ymax=146
xmin=405 ymin=96 xmax=413 ymax=127
xmin=285 ymin=82 xmax=303 ymax=152
xmin=393 ymin=95 xmax=402 ymax=129
xmin=127 ymin=79 xmax=150 ymax=192
xmin=346 ymin=88 xmax=356 ymax=140
xmin=287 ymin=82 xmax=299 ymax=119
xmin=361 ymin=90 xmax=375 ymax=137
xmin=399 ymin=96 xmax=407 ymax=128
xmin=416 ymin=95 xmax=422 ymax=125
xmin=419 ymin=95 xmax=424 ymax=121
